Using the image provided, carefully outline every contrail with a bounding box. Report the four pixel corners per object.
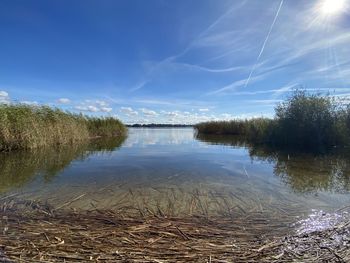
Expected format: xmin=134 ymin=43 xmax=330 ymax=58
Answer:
xmin=244 ymin=0 xmax=284 ymax=88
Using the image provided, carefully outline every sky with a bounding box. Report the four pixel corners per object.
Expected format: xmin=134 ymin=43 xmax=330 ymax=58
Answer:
xmin=0 ymin=0 xmax=350 ymax=124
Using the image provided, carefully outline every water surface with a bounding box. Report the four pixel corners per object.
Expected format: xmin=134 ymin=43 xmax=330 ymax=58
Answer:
xmin=1 ymin=128 xmax=350 ymax=226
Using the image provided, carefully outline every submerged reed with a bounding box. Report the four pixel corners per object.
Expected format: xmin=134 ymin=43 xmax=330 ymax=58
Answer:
xmin=0 ymin=104 xmax=126 ymax=151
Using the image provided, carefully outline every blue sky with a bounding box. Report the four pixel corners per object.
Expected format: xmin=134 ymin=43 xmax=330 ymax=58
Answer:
xmin=1 ymin=0 xmax=350 ymax=124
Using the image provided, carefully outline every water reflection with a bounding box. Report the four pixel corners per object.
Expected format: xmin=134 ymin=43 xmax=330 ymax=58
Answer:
xmin=1 ymin=128 xmax=350 ymax=221
xmin=196 ymin=134 xmax=350 ymax=193
xmin=0 ymin=137 xmax=126 ymax=193
xmin=294 ymin=209 xmax=346 ymax=235
xmin=124 ymin=128 xmax=194 ymax=147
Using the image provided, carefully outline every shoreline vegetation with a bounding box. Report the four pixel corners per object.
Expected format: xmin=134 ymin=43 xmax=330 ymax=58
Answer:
xmin=127 ymin=124 xmax=193 ymax=128
xmin=195 ymin=90 xmax=350 ymax=152
xmin=0 ymin=104 xmax=127 ymax=152
xmin=0 ymin=96 xmax=350 ymax=262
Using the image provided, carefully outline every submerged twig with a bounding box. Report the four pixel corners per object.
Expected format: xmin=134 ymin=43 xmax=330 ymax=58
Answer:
xmin=0 ymin=199 xmax=349 ymax=262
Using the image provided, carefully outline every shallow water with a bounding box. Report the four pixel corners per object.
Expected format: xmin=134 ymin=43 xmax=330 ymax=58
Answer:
xmin=1 ymin=128 xmax=350 ymax=224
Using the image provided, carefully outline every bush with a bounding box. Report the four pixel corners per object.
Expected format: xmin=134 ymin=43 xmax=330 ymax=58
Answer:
xmin=273 ymin=90 xmax=338 ymax=150
xmin=195 ymin=90 xmax=350 ymax=152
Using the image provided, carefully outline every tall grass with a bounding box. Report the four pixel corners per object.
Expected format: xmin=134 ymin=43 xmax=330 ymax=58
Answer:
xmin=0 ymin=104 xmax=126 ymax=151
xmin=195 ymin=90 xmax=350 ymax=151
xmin=195 ymin=118 xmax=274 ymax=144
xmin=87 ymin=117 xmax=126 ymax=137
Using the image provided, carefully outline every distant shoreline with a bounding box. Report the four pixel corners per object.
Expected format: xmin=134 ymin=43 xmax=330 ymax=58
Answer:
xmin=127 ymin=124 xmax=193 ymax=128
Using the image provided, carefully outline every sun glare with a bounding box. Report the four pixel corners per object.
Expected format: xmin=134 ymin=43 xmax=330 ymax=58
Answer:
xmin=321 ymin=0 xmax=346 ymax=15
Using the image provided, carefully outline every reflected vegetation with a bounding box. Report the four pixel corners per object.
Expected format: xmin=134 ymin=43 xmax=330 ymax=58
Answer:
xmin=0 ymin=136 xmax=126 ymax=193
xmin=124 ymin=128 xmax=194 ymax=147
xmin=2 ymin=128 xmax=350 ymax=218
xmin=196 ymin=133 xmax=350 ymax=193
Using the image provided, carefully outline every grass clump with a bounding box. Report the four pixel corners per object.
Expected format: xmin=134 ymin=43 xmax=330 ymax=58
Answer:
xmin=0 ymin=104 xmax=126 ymax=151
xmin=195 ymin=90 xmax=350 ymax=151
xmin=87 ymin=117 xmax=126 ymax=138
xmin=195 ymin=118 xmax=274 ymax=144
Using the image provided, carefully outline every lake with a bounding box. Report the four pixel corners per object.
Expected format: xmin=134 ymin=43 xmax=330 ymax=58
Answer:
xmin=1 ymin=128 xmax=350 ymax=233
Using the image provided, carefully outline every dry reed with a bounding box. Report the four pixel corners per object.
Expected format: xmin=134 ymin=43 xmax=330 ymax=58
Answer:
xmin=0 ymin=104 xmax=126 ymax=151
xmin=0 ymin=198 xmax=349 ymax=262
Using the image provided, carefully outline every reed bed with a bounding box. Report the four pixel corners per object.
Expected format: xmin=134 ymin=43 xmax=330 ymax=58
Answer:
xmin=0 ymin=104 xmax=126 ymax=151
xmin=0 ymin=198 xmax=349 ymax=262
xmin=195 ymin=118 xmax=273 ymax=145
xmin=87 ymin=117 xmax=126 ymax=138
xmin=195 ymin=90 xmax=350 ymax=151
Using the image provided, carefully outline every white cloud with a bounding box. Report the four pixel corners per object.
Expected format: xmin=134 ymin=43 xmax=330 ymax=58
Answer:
xmin=21 ymin=101 xmax=38 ymax=105
xmin=73 ymin=99 xmax=113 ymax=113
xmin=0 ymin=91 xmax=8 ymax=97
xmin=87 ymin=106 xmax=99 ymax=112
xmin=101 ymin=107 xmax=113 ymax=112
xmin=130 ymin=80 xmax=149 ymax=92
xmin=163 ymin=111 xmax=179 ymax=117
xmin=75 ymin=106 xmax=86 ymax=111
xmin=120 ymin=107 xmax=138 ymax=116
xmin=169 ymin=62 xmax=244 ymax=73
xmin=57 ymin=98 xmax=71 ymax=104
xmin=0 ymin=90 xmax=10 ymax=104
xmin=248 ymin=99 xmax=282 ymax=106
xmin=75 ymin=105 xmax=99 ymax=112
xmin=95 ymin=100 xmax=108 ymax=107
xmin=271 ymin=84 xmax=299 ymax=98
xmin=119 ymin=108 xmax=270 ymax=125
xmin=199 ymin=108 xmax=210 ymax=112
xmin=207 ymin=73 xmax=267 ymax=95
xmin=221 ymin=113 xmax=232 ymax=119
xmin=140 ymin=108 xmax=158 ymax=116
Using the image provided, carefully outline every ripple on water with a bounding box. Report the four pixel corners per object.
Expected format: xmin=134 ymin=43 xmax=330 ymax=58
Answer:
xmin=293 ymin=209 xmax=350 ymax=247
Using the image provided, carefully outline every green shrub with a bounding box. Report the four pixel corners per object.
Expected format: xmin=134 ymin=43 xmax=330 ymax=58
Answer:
xmin=273 ymin=90 xmax=338 ymax=149
xmin=195 ymin=90 xmax=350 ymax=152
